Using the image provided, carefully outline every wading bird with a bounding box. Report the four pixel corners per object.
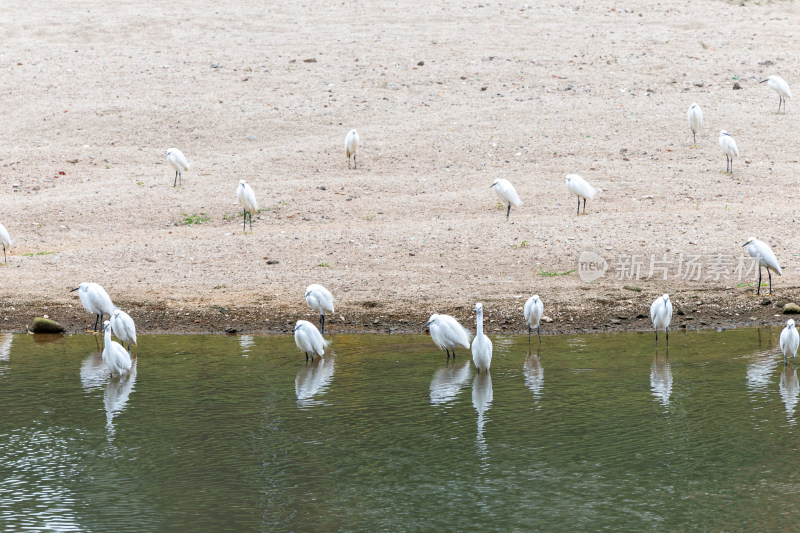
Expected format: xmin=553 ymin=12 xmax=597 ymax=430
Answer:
xmin=687 ymin=103 xmax=702 ymax=146
xmin=524 ymin=295 xmax=544 ymax=344
xmin=743 ymin=237 xmax=782 ymax=295
xmin=760 ymin=75 xmax=791 ymax=114
xmin=565 ymin=174 xmax=599 ymax=215
xmin=110 ymin=308 xmax=137 ymax=352
xmin=345 ymin=129 xmax=359 ymax=169
xmin=166 ymin=148 xmax=190 ymax=186
xmin=780 ymin=319 xmax=799 ymax=366
xmin=471 ymin=303 xmax=492 ymax=373
xmin=102 ymin=321 xmax=132 ymax=377
xmin=236 ymin=180 xmax=259 ymax=232
xmin=718 ymin=130 xmax=739 ymax=174
xmin=424 ymin=313 xmax=471 ymax=360
xmin=490 ymin=178 xmax=522 ymax=220
xmin=305 ymin=284 xmax=334 ymax=335
xmin=71 ymin=283 xmax=115 ymax=333
xmin=0 ymin=222 xmax=12 ymax=264
xmin=650 ymin=294 xmax=673 ymax=347
xmin=294 ymin=320 xmax=329 ymax=362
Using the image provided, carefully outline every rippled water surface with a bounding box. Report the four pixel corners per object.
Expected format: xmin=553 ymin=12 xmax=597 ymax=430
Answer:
xmin=1 ymin=328 xmax=799 ymax=531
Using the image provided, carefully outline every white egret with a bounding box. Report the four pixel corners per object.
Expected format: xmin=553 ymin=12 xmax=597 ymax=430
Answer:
xmin=345 ymin=129 xmax=359 ymax=169
xmin=718 ymin=130 xmax=739 ymax=174
xmin=0 ymin=222 xmax=12 ymax=264
xmin=305 ymin=284 xmax=334 ymax=335
xmin=110 ymin=308 xmax=137 ymax=351
xmin=424 ymin=313 xmax=471 ymax=360
xmin=471 ymin=303 xmax=492 ymax=373
xmin=650 ymin=294 xmax=673 ymax=347
xmin=489 ymin=178 xmax=522 ymax=220
xmin=236 ymin=180 xmax=259 ymax=232
xmin=760 ymin=75 xmax=791 ymax=114
xmin=523 ymin=295 xmax=544 ymax=344
xmin=780 ymin=365 xmax=800 ymax=421
xmin=294 ymin=320 xmax=329 ymax=362
xmin=102 ymin=321 xmax=132 ymax=377
xmin=565 ymin=174 xmax=599 ymax=215
xmin=687 ymin=103 xmax=702 ymax=146
xmin=780 ymin=319 xmax=799 ymax=366
xmin=70 ymin=282 xmax=115 ymax=332
xmin=430 ymin=361 xmax=471 ymax=405
xmin=166 ymin=148 xmax=190 ymax=186
xmin=743 ymin=237 xmax=782 ymax=295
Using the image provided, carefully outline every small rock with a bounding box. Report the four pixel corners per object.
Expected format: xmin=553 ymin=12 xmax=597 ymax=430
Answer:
xmin=303 ymin=58 xmax=316 ymax=63
xmin=761 ymin=298 xmax=771 ymax=306
xmin=610 ymin=319 xmax=621 ymax=325
xmin=700 ymin=321 xmax=708 ymax=326
xmin=417 ymin=61 xmax=425 ymax=66
xmin=266 ymin=259 xmax=279 ymax=265
xmin=677 ymin=308 xmax=686 ymax=316
xmin=225 ymin=327 xmax=238 ymax=334
xmin=636 ymin=314 xmax=647 ymax=319
xmin=693 ymin=81 xmax=704 ymax=87
xmin=777 ymin=301 xmax=787 ymax=308
xmin=783 ymin=303 xmax=800 ymax=314
xmin=541 ymin=316 xmax=553 ymax=323
xmin=31 ymin=317 xmax=65 ymax=334
xmin=733 ymin=82 xmax=741 ymax=90
xmin=759 ymin=60 xmax=775 ymax=67
xmin=623 ymin=285 xmax=642 ymax=292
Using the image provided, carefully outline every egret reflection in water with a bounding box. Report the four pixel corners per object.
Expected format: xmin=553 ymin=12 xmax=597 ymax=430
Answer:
xmin=80 ymin=350 xmax=109 ymax=390
xmin=746 ymin=349 xmax=777 ymax=396
xmin=295 ymin=355 xmax=335 ymax=408
xmin=650 ymin=351 xmax=673 ymax=407
xmin=472 ymin=371 xmax=493 ymax=463
xmin=238 ymin=335 xmax=255 ymax=355
xmin=105 ymin=359 xmax=138 ymax=438
xmin=523 ymin=351 xmax=543 ymax=400
xmin=430 ymin=361 xmax=471 ymax=405
xmin=0 ymin=333 xmax=12 ymax=374
xmin=779 ymin=365 xmax=799 ymax=424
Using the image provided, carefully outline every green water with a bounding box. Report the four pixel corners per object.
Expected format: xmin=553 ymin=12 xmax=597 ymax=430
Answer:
xmin=0 ymin=328 xmax=798 ymax=532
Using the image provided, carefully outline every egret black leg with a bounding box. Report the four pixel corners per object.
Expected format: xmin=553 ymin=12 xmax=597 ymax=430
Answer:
xmin=537 ymin=325 xmax=541 ymax=343
xmin=2 ymin=244 xmax=6 ymax=263
xmin=319 ymin=314 xmax=325 ymax=335
xmin=528 ymin=325 xmax=531 ymax=344
xmin=348 ymin=156 xmax=351 ymax=169
xmin=354 ymin=154 xmax=357 ymax=169
xmin=666 ymin=328 xmax=669 ymax=347
xmin=445 ymin=348 xmax=450 ymax=359
xmin=305 ymin=352 xmax=309 ymax=362
xmin=757 ymin=266 xmax=762 ymax=295
xmin=93 ymin=313 xmax=100 ymax=332
xmin=655 ymin=330 xmax=658 ymax=347
xmin=174 ymin=171 xmax=178 ymax=187
xmin=452 ymin=348 xmax=456 ymax=359
xmin=577 ymin=197 xmax=580 ymax=215
xmin=693 ymin=131 xmax=696 ymax=145
xmin=242 ymin=210 xmax=247 ymax=232
xmin=249 ymin=212 xmax=253 ymax=231
xmin=506 ymin=203 xmax=511 ymax=219
xmin=583 ymin=198 xmax=586 ymax=214
xmin=768 ymin=269 xmax=773 ymax=295
xmin=100 ymin=312 xmax=105 ymax=332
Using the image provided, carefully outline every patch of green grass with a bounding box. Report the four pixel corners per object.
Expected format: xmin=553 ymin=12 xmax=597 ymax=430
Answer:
xmin=365 ymin=213 xmax=375 ymax=221
xmin=181 ymin=213 xmax=211 ymax=225
xmin=135 ymin=179 xmax=144 ymax=186
xmin=22 ymin=251 xmax=54 ymax=257
xmin=513 ymin=240 xmax=528 ymax=248
xmin=539 ymin=269 xmax=575 ymax=277
xmin=317 ymin=262 xmax=330 ymax=268
xmin=222 ymin=212 xmax=237 ymax=221
xmin=738 ymin=282 xmax=768 ymax=288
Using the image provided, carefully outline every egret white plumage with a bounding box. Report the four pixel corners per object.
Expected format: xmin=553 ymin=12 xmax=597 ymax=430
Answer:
xmin=345 ymin=129 xmax=359 ymax=169
xmin=110 ymin=308 xmax=137 ymax=351
xmin=166 ymin=148 xmax=190 ymax=186
xmin=0 ymin=222 xmax=12 ymax=264
xmin=236 ymin=180 xmax=259 ymax=232
xmin=424 ymin=313 xmax=471 ymax=359
xmin=743 ymin=237 xmax=782 ymax=295
xmin=718 ymin=130 xmax=739 ymax=174
xmin=102 ymin=321 xmax=132 ymax=377
xmin=305 ymin=284 xmax=334 ymax=335
xmin=471 ymin=303 xmax=492 ymax=373
xmin=760 ymin=75 xmax=791 ymax=114
xmin=523 ymin=295 xmax=544 ymax=344
xmin=294 ymin=320 xmax=329 ymax=362
xmin=565 ymin=174 xmax=599 ymax=215
xmin=650 ymin=294 xmax=673 ymax=347
xmin=780 ymin=319 xmax=799 ymax=366
xmin=687 ymin=103 xmax=702 ymax=146
xmin=71 ymin=282 xmax=115 ymax=332
xmin=489 ymin=178 xmax=522 ymax=220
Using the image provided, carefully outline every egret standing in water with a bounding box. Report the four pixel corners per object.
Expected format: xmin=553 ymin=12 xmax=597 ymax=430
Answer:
xmin=565 ymin=174 xmax=599 ymax=215
xmin=0 ymin=222 xmax=12 ymax=264
xmin=110 ymin=308 xmax=137 ymax=352
xmin=236 ymin=180 xmax=259 ymax=232
xmin=305 ymin=284 xmax=334 ymax=335
xmin=71 ymin=282 xmax=115 ymax=333
xmin=524 ymin=295 xmax=544 ymax=344
xmin=471 ymin=303 xmax=492 ymax=373
xmin=424 ymin=313 xmax=471 ymax=360
xmin=294 ymin=320 xmax=329 ymax=362
xmin=166 ymin=148 xmax=190 ymax=186
xmin=760 ymin=75 xmax=791 ymax=114
xmin=780 ymin=319 xmax=799 ymax=366
xmin=345 ymin=129 xmax=359 ymax=169
xmin=650 ymin=294 xmax=673 ymax=347
xmin=687 ymin=103 xmax=702 ymax=146
xmin=102 ymin=321 xmax=132 ymax=377
xmin=490 ymin=179 xmax=522 ymax=220
xmin=743 ymin=237 xmax=782 ymax=295
xmin=718 ymin=130 xmax=739 ymax=174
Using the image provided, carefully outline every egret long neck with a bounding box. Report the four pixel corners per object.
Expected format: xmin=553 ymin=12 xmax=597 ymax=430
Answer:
xmin=476 ymin=310 xmax=484 ymax=337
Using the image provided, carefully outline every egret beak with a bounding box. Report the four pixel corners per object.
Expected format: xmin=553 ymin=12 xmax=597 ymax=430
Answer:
xmin=293 ymin=325 xmax=301 ymax=332
xmin=423 ymin=320 xmax=433 ymax=329
xmin=759 ymin=79 xmax=768 ymax=84
xmin=489 ymin=183 xmax=496 ymax=188
xmin=70 ymin=287 xmax=79 ymax=292
xmin=305 ymin=291 xmax=311 ymax=298
xmin=741 ymin=242 xmax=749 ymax=247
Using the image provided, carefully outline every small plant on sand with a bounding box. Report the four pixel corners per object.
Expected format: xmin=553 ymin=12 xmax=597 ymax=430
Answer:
xmin=539 ymin=269 xmax=575 ymax=277
xmin=318 ymin=262 xmax=330 ymax=268
xmin=181 ymin=213 xmax=211 ymax=225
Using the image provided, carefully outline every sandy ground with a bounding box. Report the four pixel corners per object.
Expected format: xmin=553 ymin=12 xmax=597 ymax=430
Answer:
xmin=2 ymin=0 xmax=800 ymax=337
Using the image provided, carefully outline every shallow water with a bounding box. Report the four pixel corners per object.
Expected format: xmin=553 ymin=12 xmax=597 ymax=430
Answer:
xmin=0 ymin=328 xmax=798 ymax=531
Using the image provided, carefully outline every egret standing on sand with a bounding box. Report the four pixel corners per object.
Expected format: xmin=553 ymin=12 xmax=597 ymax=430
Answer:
xmin=565 ymin=174 xmax=599 ymax=215
xmin=471 ymin=303 xmax=492 ymax=373
xmin=71 ymin=282 xmax=115 ymax=333
xmin=760 ymin=75 xmax=791 ymax=114
xmin=743 ymin=237 xmax=782 ymax=295
xmin=305 ymin=284 xmax=334 ymax=335
xmin=780 ymin=319 xmax=799 ymax=366
xmin=718 ymin=130 xmax=739 ymax=174
xmin=424 ymin=313 xmax=471 ymax=360
xmin=166 ymin=148 xmax=190 ymax=186
xmin=103 ymin=321 xmax=132 ymax=377
xmin=294 ymin=320 xmax=329 ymax=362
xmin=110 ymin=308 xmax=137 ymax=352
xmin=650 ymin=294 xmax=673 ymax=347
xmin=236 ymin=180 xmax=259 ymax=232
xmin=0 ymin=222 xmax=12 ymax=264
xmin=524 ymin=295 xmax=544 ymax=344
xmin=490 ymin=179 xmax=522 ymax=220
xmin=345 ymin=129 xmax=359 ymax=169
xmin=687 ymin=103 xmax=702 ymax=146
